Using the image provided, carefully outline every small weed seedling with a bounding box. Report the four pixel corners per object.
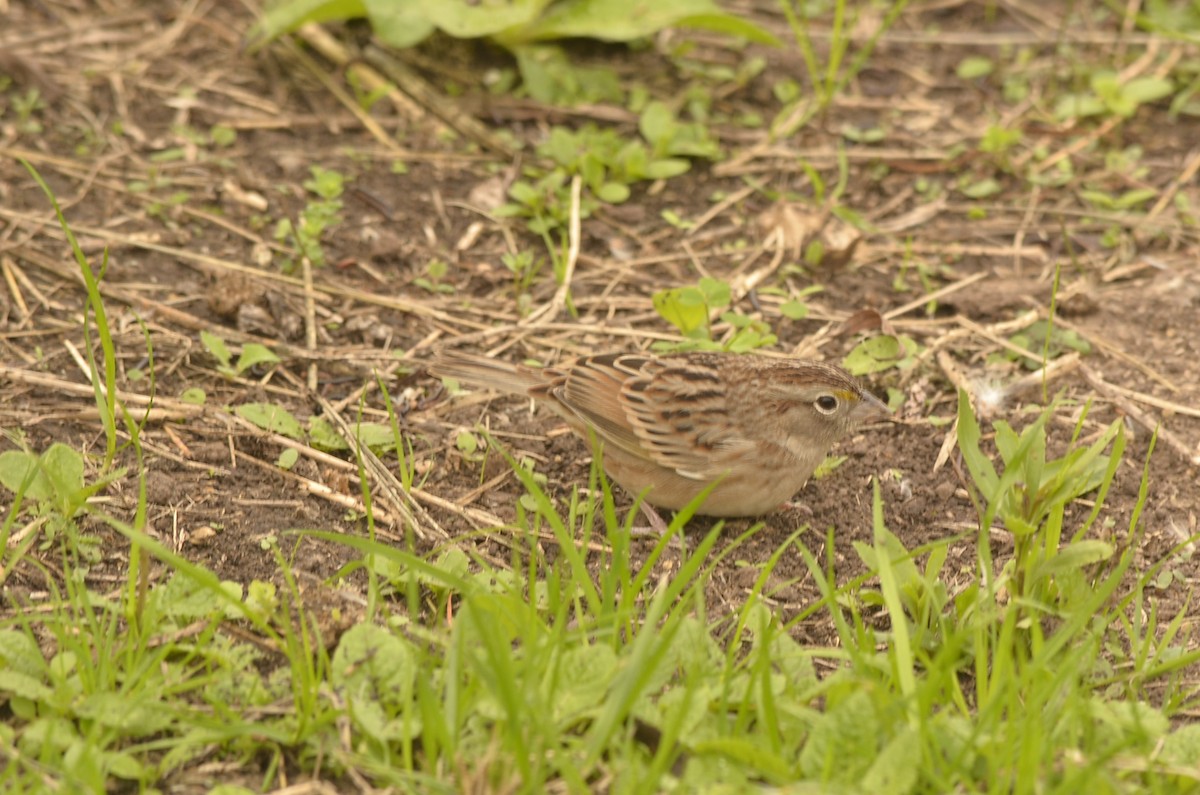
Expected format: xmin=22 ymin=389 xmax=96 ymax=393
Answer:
xmin=956 ymin=390 xmax=1123 ymax=609
xmin=842 ymin=332 xmax=921 ymax=377
xmin=413 ymin=258 xmax=455 ymax=294
xmin=652 ymin=276 xmax=777 ymax=351
xmin=990 ymin=320 xmax=1090 ymax=370
xmin=497 ymin=114 xmax=713 ymax=234
xmin=275 ymin=165 xmax=345 ymax=271
xmin=200 ymin=330 xmax=281 ymax=379
xmin=775 ymin=0 xmax=909 ymax=131
xmin=501 ymin=249 xmax=546 ymax=316
xmin=1054 ymin=70 xmax=1175 ymax=123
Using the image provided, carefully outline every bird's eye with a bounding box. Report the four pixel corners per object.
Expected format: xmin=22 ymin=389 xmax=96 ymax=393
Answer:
xmin=814 ymin=394 xmax=839 ymax=414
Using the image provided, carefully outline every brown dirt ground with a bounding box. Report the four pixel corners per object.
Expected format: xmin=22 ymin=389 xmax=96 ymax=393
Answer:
xmin=2 ymin=0 xmax=1199 ymax=705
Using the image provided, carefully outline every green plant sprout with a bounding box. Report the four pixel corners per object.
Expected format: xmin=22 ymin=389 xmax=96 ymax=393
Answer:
xmin=956 ymin=390 xmax=1124 ymax=612
xmin=1054 ymin=71 xmax=1174 ymax=121
xmin=990 ymin=321 xmax=1090 ymax=370
xmin=200 ymin=331 xmax=282 ymax=378
xmin=497 ymin=114 xmax=713 ymax=236
xmin=652 ymin=276 xmax=777 ymax=351
xmin=774 ymin=0 xmax=909 ymax=132
xmin=842 ymin=333 xmax=921 ymax=376
xmin=9 ymin=88 xmax=46 ymax=133
xmin=413 ymin=259 xmax=455 ymax=294
xmin=275 ymin=165 xmax=345 ymax=271
xmin=502 ymin=249 xmax=547 ymax=316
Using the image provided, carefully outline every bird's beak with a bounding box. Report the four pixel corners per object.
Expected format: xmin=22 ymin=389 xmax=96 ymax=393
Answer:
xmin=852 ymin=390 xmax=892 ymax=423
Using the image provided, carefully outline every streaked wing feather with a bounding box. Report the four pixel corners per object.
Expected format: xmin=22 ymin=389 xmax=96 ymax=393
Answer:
xmin=618 ymin=360 xmax=756 ymax=481
xmin=547 ymin=354 xmax=658 ymax=462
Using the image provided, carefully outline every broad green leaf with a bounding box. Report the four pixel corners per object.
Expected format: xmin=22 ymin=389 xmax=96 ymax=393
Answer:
xmin=799 ymin=688 xmax=875 ymax=781
xmin=842 ymin=334 xmax=918 ymax=375
xmin=308 ymin=416 xmax=349 ymax=452
xmin=960 ymin=178 xmax=1001 ymax=199
xmin=673 ymin=12 xmax=780 ymax=45
xmin=697 ymin=276 xmax=730 ymax=307
xmin=1090 ymin=71 xmax=1122 ymax=98
xmin=235 ymin=343 xmax=281 ymax=374
xmin=77 ymin=692 xmax=174 ymax=734
xmin=40 ymin=443 xmax=85 ymax=514
xmin=234 ymin=403 xmax=306 ymax=439
xmin=1031 ymin=539 xmax=1114 ymax=580
xmin=812 ymin=454 xmax=847 ymax=479
xmin=639 ymin=101 xmax=675 ymax=147
xmin=426 ymin=0 xmax=548 ymax=39
xmin=1079 ymin=189 xmax=1118 ymax=210
xmin=514 ymin=44 xmax=623 ymax=105
xmin=456 ymin=430 xmax=479 ymax=455
xmin=779 ymin=299 xmax=809 ymax=319
xmin=1162 ymin=724 xmax=1200 ymax=765
xmin=300 ymin=418 xmax=397 ymax=454
xmin=1113 ymin=188 xmax=1159 ymax=210
xmin=855 ymin=524 xmax=920 ymax=590
xmin=364 ymin=0 xmax=436 ymax=47
xmin=519 ymin=0 xmax=776 ymax=45
xmin=662 ymin=614 xmax=723 ymax=676
xmin=104 ymin=751 xmax=146 ymax=782
xmin=0 ymin=670 xmax=53 ymax=703
xmin=1122 ymin=76 xmax=1174 ymax=105
xmin=250 ymin=0 xmax=368 ymax=43
xmin=1087 ymin=698 xmax=1169 ymax=746
xmin=956 ymin=389 xmax=998 ymax=495
xmin=179 ymin=387 xmax=206 ymax=405
xmin=347 ymin=696 xmax=408 ymax=742
xmin=765 ymin=627 xmax=817 ymax=690
xmin=199 ymin=330 xmax=232 ymax=367
xmin=550 ymin=644 xmax=618 ymax=720
xmin=643 ymin=157 xmax=691 ymax=179
xmin=352 ymin=422 xmax=398 ymax=451
xmin=22 ymin=716 xmax=80 ymax=756
xmin=597 ymin=182 xmax=630 ymax=203
xmin=0 ymin=630 xmax=46 ymax=678
xmin=861 ymin=726 xmax=920 ymax=795
xmin=956 ymin=56 xmax=994 ymax=79
xmin=151 ymin=572 xmax=226 ymax=620
xmin=690 ymin=737 xmax=794 ymax=782
xmin=991 ymin=420 xmax=1019 ymax=463
xmin=331 ymin=624 xmax=420 ymax=744
xmin=653 ymin=287 xmax=709 ymax=337
xmin=508 ymin=180 xmax=540 ymax=204
xmin=1054 ymin=93 xmax=1105 ymax=120
xmin=0 ymin=450 xmax=50 ymax=502
xmin=725 ymin=327 xmax=776 ymax=352
xmin=246 ymin=580 xmax=279 ymax=619
xmin=334 ymin=624 xmax=417 ymax=704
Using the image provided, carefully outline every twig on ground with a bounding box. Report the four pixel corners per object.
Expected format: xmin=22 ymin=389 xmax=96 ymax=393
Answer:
xmin=1083 ymin=367 xmax=1200 ymax=467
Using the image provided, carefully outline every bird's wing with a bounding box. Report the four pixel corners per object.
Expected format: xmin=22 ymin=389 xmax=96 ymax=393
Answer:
xmin=616 ymin=357 xmax=756 ymax=481
xmin=539 ymin=354 xmax=660 ymax=463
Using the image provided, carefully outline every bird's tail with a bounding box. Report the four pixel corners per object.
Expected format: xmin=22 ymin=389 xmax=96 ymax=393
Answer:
xmin=428 ymin=351 xmax=545 ymax=396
